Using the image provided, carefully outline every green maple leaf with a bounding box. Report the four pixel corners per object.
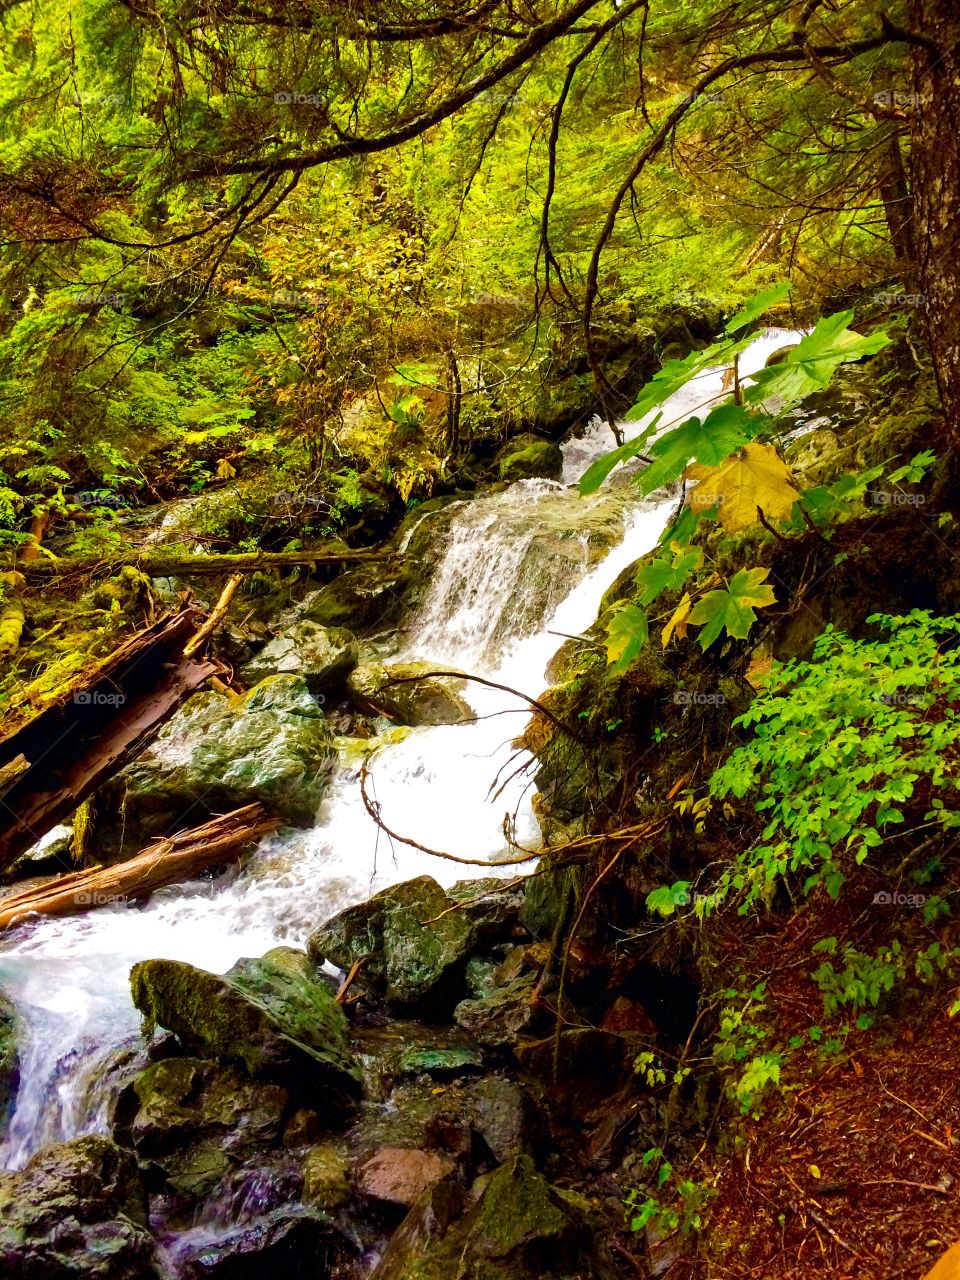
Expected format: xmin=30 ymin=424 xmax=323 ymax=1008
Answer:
xmin=744 ymin=311 xmax=890 ymax=412
xmin=636 ymin=403 xmax=766 ymax=497
xmin=724 ymin=281 xmax=792 ymax=335
xmin=635 ymin=548 xmax=701 ymax=605
xmin=605 ymin=603 xmax=649 ymax=672
xmin=688 ymin=567 xmax=777 ymax=650
xmin=579 ymin=413 xmax=662 ymax=496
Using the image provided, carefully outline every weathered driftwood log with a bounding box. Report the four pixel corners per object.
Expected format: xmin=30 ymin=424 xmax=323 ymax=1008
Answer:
xmin=0 ymin=609 xmax=221 ymax=871
xmin=5 ymin=546 xmax=390 ymax=580
xmin=0 ymin=803 xmax=277 ymax=931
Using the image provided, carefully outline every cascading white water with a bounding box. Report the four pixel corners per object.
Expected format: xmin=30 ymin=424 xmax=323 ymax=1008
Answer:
xmin=0 ymin=328 xmax=798 ymax=1172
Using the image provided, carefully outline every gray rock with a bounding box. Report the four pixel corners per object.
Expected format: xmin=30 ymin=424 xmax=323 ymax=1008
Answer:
xmin=465 ymin=1077 xmax=546 ymax=1163
xmin=239 ymin=623 xmax=358 ymax=692
xmin=172 ymin=1209 xmax=355 ymax=1279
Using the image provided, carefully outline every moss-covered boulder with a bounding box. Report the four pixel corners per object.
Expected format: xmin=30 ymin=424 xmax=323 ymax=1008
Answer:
xmin=0 ymin=993 xmax=19 ymax=1126
xmin=308 ymin=877 xmax=524 ymax=1011
xmin=99 ymin=675 xmax=336 ymax=853
xmin=0 ymin=1135 xmax=160 ymax=1279
xmin=114 ymin=1057 xmax=289 ymax=1202
xmin=239 ymin=623 xmax=358 ymax=692
xmin=453 ymin=974 xmax=540 ymax=1049
xmin=293 ymin=558 xmax=413 ymax=633
xmin=129 ymin=947 xmax=362 ymax=1118
xmin=347 ymin=661 xmax=473 ymax=726
xmin=371 ymin=1153 xmax=619 ymax=1280
xmin=495 ymin=434 xmax=563 ymax=483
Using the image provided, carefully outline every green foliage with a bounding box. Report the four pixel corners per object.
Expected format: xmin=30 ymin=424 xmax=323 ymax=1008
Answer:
xmin=710 ymin=611 xmax=960 ymax=906
xmin=625 ymin=1148 xmax=715 ymax=1237
xmin=812 ymin=937 xmax=960 ymax=1017
xmin=686 ymin=567 xmax=776 ymax=650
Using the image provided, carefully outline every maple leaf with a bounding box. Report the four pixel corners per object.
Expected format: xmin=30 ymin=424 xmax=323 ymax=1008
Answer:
xmin=605 ymin=604 xmax=649 ymax=672
xmin=662 ymin=592 xmax=694 ymax=647
xmin=687 ymin=567 xmax=777 ymax=649
xmin=685 ymin=442 xmax=800 ymax=532
xmin=635 ymin=548 xmax=702 ymax=605
xmin=744 ymin=310 xmax=890 ymax=412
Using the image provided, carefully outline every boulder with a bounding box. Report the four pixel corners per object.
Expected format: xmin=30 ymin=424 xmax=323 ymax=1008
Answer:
xmin=453 ymin=974 xmax=540 ymax=1049
xmin=114 ymin=1056 xmax=289 ymax=1201
xmin=347 ymin=660 xmax=473 ymax=727
xmin=239 ymin=623 xmax=358 ymax=692
xmin=129 ymin=947 xmax=362 ymax=1117
xmin=371 ymin=1152 xmax=619 ymax=1280
xmin=172 ymin=1209 xmax=356 ymax=1280
xmin=99 ymin=675 xmax=336 ymax=852
xmin=358 ymin=1148 xmax=456 ymax=1208
xmin=495 ymin=434 xmax=564 ymax=483
xmin=464 ymin=1077 xmax=546 ymax=1164
xmin=0 ymin=1135 xmax=160 ymax=1279
xmin=308 ymin=876 xmax=524 ymax=1010
xmin=291 ymin=559 xmax=413 ymax=633
xmin=301 ymin=1143 xmax=351 ymax=1210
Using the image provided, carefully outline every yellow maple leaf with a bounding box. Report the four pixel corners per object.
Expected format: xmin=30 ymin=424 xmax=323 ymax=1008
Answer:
xmin=216 ymin=458 xmax=237 ymax=480
xmin=685 ymin=443 xmax=800 ymax=533
xmin=662 ymin=592 xmax=693 ymax=647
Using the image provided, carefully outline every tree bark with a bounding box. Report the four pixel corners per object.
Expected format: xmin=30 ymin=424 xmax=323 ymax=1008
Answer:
xmin=0 ymin=804 xmax=277 ymax=931
xmin=879 ymin=131 xmax=915 ymax=273
xmin=6 ymin=545 xmax=390 ymax=581
xmin=909 ymin=2 xmax=960 ymax=440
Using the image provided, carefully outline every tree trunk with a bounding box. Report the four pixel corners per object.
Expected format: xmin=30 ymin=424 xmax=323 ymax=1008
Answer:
xmin=879 ymin=131 xmax=915 ymax=273
xmin=6 ymin=545 xmax=390 ymax=580
xmin=909 ymin=3 xmax=960 ymax=441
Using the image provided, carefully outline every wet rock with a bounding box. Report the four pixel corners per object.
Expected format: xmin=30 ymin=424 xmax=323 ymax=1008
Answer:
xmin=301 ymin=1143 xmax=351 ymax=1210
xmin=495 ymin=434 xmax=563 ymax=483
xmin=129 ymin=947 xmax=362 ymax=1117
xmin=115 ymin=1057 xmax=289 ymax=1201
xmin=358 ymin=1148 xmax=456 ymax=1207
xmin=347 ymin=660 xmax=473 ymax=727
xmin=453 ymin=974 xmax=540 ymax=1049
xmin=371 ymin=1152 xmax=618 ymax=1280
xmin=0 ymin=992 xmax=19 ymax=1126
xmin=174 ymin=1209 xmax=356 ymax=1280
xmin=292 ymin=559 xmax=413 ymax=633
xmin=784 ymin=426 xmax=845 ymax=487
xmin=99 ymin=676 xmax=336 ymax=851
xmin=397 ymin=1044 xmax=482 ymax=1076
xmin=0 ymin=1135 xmax=160 ymax=1279
xmin=308 ymin=876 xmax=524 ymax=1011
xmin=367 ymin=1176 xmax=464 ymax=1280
xmin=464 ymin=1077 xmax=546 ymax=1164
xmin=239 ymin=623 xmax=358 ymax=693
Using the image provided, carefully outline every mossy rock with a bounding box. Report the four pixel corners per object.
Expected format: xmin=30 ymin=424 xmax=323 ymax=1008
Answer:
xmin=495 ymin=434 xmax=563 ymax=483
xmin=294 ymin=559 xmax=414 ymax=633
xmin=171 ymin=1208 xmax=356 ymax=1278
xmin=99 ymin=675 xmax=336 ymax=853
xmin=371 ymin=1153 xmax=619 ymax=1280
xmin=129 ymin=947 xmax=362 ymax=1119
xmin=239 ymin=623 xmax=358 ymax=692
xmin=308 ymin=876 xmax=524 ymax=1011
xmin=0 ymin=994 xmax=19 ymax=1126
xmin=347 ymin=660 xmax=473 ymax=726
xmin=0 ymin=1135 xmax=160 ymax=1279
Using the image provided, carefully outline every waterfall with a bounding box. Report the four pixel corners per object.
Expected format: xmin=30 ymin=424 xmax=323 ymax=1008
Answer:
xmin=0 ymin=327 xmax=798 ymax=1171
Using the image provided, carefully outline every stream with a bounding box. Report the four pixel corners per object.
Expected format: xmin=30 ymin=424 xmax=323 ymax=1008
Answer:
xmin=0 ymin=328 xmax=797 ymax=1178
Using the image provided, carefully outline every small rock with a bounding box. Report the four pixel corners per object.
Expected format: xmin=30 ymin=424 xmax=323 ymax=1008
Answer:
xmin=302 ymin=1143 xmax=351 ymax=1210
xmin=358 ymin=1148 xmax=456 ymax=1207
xmin=454 ymin=974 xmax=540 ymax=1049
xmin=465 ymin=1077 xmax=546 ymax=1163
xmin=495 ymin=434 xmax=564 ymax=483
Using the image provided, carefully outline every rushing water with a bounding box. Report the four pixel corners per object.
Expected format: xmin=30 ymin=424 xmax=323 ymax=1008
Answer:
xmin=0 ymin=328 xmax=798 ymax=1172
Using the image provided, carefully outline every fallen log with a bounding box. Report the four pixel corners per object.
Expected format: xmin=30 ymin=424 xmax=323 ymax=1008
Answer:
xmin=6 ymin=546 xmax=391 ymax=580
xmin=0 ymin=803 xmax=278 ymax=931
xmin=0 ymin=609 xmax=221 ymax=871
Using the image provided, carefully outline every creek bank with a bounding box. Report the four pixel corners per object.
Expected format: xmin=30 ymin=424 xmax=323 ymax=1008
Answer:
xmin=5 ymin=868 xmax=674 ymax=1277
